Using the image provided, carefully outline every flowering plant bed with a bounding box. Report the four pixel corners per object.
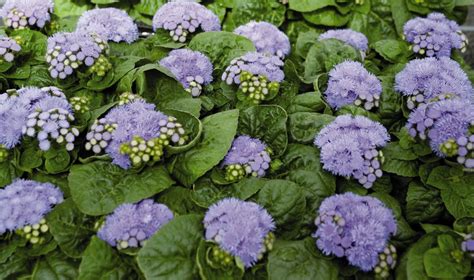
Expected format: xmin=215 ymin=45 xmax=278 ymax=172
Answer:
xmin=1 ymin=0 xmax=474 ymax=279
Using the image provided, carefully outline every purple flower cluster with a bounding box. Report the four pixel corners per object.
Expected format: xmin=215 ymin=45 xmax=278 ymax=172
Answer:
xmin=152 ymin=0 xmax=221 ymax=42
xmin=0 ymin=179 xmax=63 ymax=234
xmin=315 ymin=115 xmax=390 ymax=188
xmin=222 ymin=136 xmax=271 ymax=180
xmin=204 ymin=198 xmax=275 ymax=268
xmin=85 ymin=100 xmax=187 ymax=169
xmin=76 ymin=8 xmax=139 ymax=44
xmin=46 ymin=31 xmax=110 ymax=79
xmin=395 ymin=57 xmax=472 ymax=109
xmin=222 ymin=52 xmax=284 ymax=85
xmin=319 ymin=29 xmax=369 ymax=53
xmin=0 ymin=0 xmax=54 ymax=29
xmin=0 ymin=37 xmax=21 ymax=63
xmin=0 ymin=86 xmax=77 ymax=151
xmin=325 ymin=61 xmax=382 ymax=110
xmin=234 ymin=21 xmax=291 ymax=59
xmin=313 ymin=192 xmax=397 ymax=271
xmin=98 ymin=199 xmax=173 ymax=249
xmin=159 ymin=49 xmax=213 ymax=97
xmin=462 ymin=224 xmax=474 ymax=258
xmin=407 ymin=98 xmax=474 ymax=168
xmin=403 ymin=12 xmax=467 ymax=57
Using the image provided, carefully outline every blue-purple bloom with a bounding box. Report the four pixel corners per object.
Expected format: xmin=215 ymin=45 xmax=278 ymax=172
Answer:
xmin=152 ymin=0 xmax=221 ymax=42
xmin=0 ymin=0 xmax=53 ymax=29
xmin=0 ymin=179 xmax=63 ymax=234
xmin=0 ymin=86 xmax=74 ymax=151
xmin=403 ymin=12 xmax=467 ymax=57
xmin=221 ymin=52 xmax=284 ymax=85
xmin=85 ymin=100 xmax=186 ymax=169
xmin=204 ymin=198 xmax=275 ymax=268
xmin=407 ymin=98 xmax=474 ymax=168
xmin=315 ymin=115 xmax=390 ymax=188
xmin=46 ymin=31 xmax=109 ymax=79
xmin=395 ymin=57 xmax=473 ymax=109
xmin=159 ymin=49 xmax=213 ymax=97
xmin=325 ymin=61 xmax=382 ymax=110
xmin=313 ymin=192 xmax=397 ymax=271
xmin=76 ymin=8 xmax=139 ymax=44
xmin=0 ymin=37 xmax=21 ymax=62
xmin=234 ymin=21 xmax=291 ymax=59
xmin=98 ymin=199 xmax=173 ymax=249
xmin=319 ymin=29 xmax=369 ymax=53
xmin=222 ymin=136 xmax=271 ymax=180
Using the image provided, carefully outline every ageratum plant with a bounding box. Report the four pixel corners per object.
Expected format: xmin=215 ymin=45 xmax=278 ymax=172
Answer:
xmin=0 ymin=1 xmax=473 ymax=279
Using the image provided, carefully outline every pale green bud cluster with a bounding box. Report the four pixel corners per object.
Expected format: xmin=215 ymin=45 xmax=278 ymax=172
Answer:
xmin=224 ymin=164 xmax=246 ymax=181
xmin=89 ymin=54 xmax=112 ymax=77
xmin=258 ymin=232 xmax=275 ymax=260
xmin=16 ymin=218 xmax=49 ymax=245
xmin=118 ymin=92 xmax=143 ymax=105
xmin=239 ymin=71 xmax=279 ymax=103
xmin=70 ymin=96 xmax=90 ymax=114
xmin=211 ymin=245 xmax=234 ymax=267
xmin=440 ymin=139 xmax=458 ymax=157
xmin=0 ymin=145 xmax=8 ymax=162
xmin=120 ymin=136 xmax=165 ymax=167
xmin=374 ymin=244 xmax=397 ymax=279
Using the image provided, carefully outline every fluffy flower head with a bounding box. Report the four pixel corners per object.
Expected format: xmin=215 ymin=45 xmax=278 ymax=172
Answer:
xmin=0 ymin=179 xmax=63 ymax=234
xmin=159 ymin=49 xmax=213 ymax=97
xmin=325 ymin=61 xmax=382 ymax=110
xmin=0 ymin=37 xmax=21 ymax=62
xmin=234 ymin=21 xmax=290 ymax=59
xmin=98 ymin=199 xmax=173 ymax=248
xmin=222 ymin=52 xmax=284 ymax=85
xmin=313 ymin=192 xmax=397 ymax=271
xmin=152 ymin=0 xmax=221 ymax=42
xmin=319 ymin=29 xmax=368 ymax=52
xmin=204 ymin=198 xmax=275 ymax=267
xmin=222 ymin=136 xmax=271 ymax=178
xmin=0 ymin=0 xmax=54 ymax=29
xmin=76 ymin=8 xmax=139 ymax=43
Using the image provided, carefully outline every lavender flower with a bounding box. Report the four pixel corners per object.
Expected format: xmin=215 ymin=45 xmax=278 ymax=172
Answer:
xmin=319 ymin=29 xmax=369 ymax=53
xmin=98 ymin=199 xmax=173 ymax=249
xmin=204 ymin=198 xmax=275 ymax=268
xmin=0 ymin=37 xmax=21 ymax=63
xmin=395 ymin=57 xmax=473 ymax=109
xmin=85 ymin=100 xmax=187 ymax=169
xmin=325 ymin=61 xmax=382 ymax=110
xmin=76 ymin=8 xmax=139 ymax=44
xmin=403 ymin=12 xmax=467 ymax=57
xmin=462 ymin=223 xmax=474 ymax=258
xmin=313 ymin=192 xmax=397 ymax=271
xmin=152 ymin=0 xmax=221 ymax=42
xmin=0 ymin=86 xmax=69 ymax=150
xmin=46 ymin=31 xmax=110 ymax=79
xmin=222 ymin=52 xmax=283 ymax=102
xmin=374 ymin=244 xmax=397 ymax=278
xmin=0 ymin=179 xmax=63 ymax=244
xmin=222 ymin=136 xmax=271 ymax=180
xmin=159 ymin=49 xmax=213 ymax=97
xmin=0 ymin=0 xmax=54 ymax=29
xmin=234 ymin=21 xmax=291 ymax=59
xmin=315 ymin=115 xmax=390 ymax=188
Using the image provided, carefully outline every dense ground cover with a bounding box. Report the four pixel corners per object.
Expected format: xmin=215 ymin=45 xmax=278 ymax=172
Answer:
xmin=0 ymin=0 xmax=474 ymax=279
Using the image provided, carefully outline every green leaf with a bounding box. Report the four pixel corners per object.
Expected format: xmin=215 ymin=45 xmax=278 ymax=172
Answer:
xmin=69 ymin=161 xmax=174 ymax=216
xmin=373 ymin=39 xmax=410 ymax=63
xmin=137 ymin=215 xmax=203 ymax=280
xmin=289 ymin=0 xmax=335 ymax=12
xmin=303 ymin=8 xmax=351 ymax=27
xmin=133 ymin=0 xmax=166 ymax=16
xmin=172 ymin=110 xmax=239 ymax=187
xmin=390 ymin=0 xmax=411 ymax=34
xmin=257 ymin=180 xmax=306 ymax=235
xmin=196 ymin=240 xmax=244 ymax=280
xmin=54 ymin=0 xmax=92 ymax=18
xmin=289 ymin=112 xmax=335 ymax=144
xmin=382 ymin=157 xmax=419 ymax=177
xmin=238 ymin=105 xmax=288 ymax=156
xmin=406 ymin=182 xmax=445 ymax=224
xmin=267 ymin=238 xmax=338 ymax=280
xmin=48 ymin=199 xmax=95 ymax=258
xmin=424 ymin=234 xmax=470 ymax=279
xmin=227 ymin=0 xmax=286 ymax=28
xmin=286 ymin=92 xmax=327 ymax=114
xmin=78 ymin=237 xmax=131 ymax=280
xmin=188 ymin=32 xmax=256 ymax=75
xmin=163 ymin=109 xmax=203 ymax=155
xmin=404 ymin=234 xmax=437 ymax=280
xmin=32 ymin=251 xmax=78 ymax=280
xmin=427 ymin=166 xmax=474 ymax=219
xmin=304 ymin=39 xmax=361 ymax=83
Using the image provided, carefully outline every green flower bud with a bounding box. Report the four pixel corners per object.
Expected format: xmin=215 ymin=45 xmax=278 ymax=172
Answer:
xmin=0 ymin=145 xmax=9 ymax=162
xmin=118 ymin=92 xmax=143 ymax=105
xmin=225 ymin=164 xmax=246 ymax=181
xmin=210 ymin=245 xmax=234 ymax=267
xmin=440 ymin=139 xmax=458 ymax=157
xmin=89 ymin=54 xmax=112 ymax=77
xmin=239 ymin=71 xmax=280 ymax=104
xmin=17 ymin=218 xmax=49 ymax=245
xmin=374 ymin=244 xmax=397 ymax=279
xmin=70 ymin=96 xmax=91 ymax=114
